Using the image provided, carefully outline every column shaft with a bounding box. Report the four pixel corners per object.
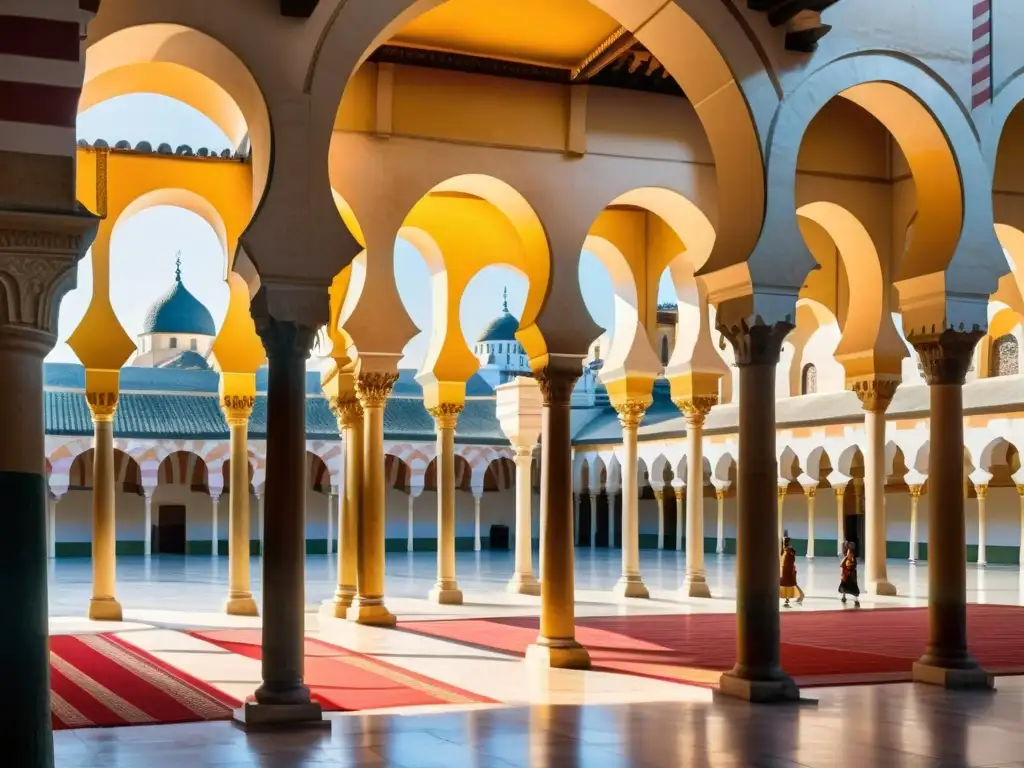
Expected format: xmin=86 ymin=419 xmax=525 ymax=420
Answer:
xmin=589 ymin=493 xmax=597 ymax=549
xmin=976 ymin=486 xmax=988 ymax=566
xmin=348 ymin=373 xmax=398 ymax=626
xmin=474 ymin=494 xmax=482 ymax=551
xmin=329 ymin=409 xmax=360 ymax=616
xmin=776 ymin=486 xmax=786 ymax=545
xmin=225 ymin=418 xmax=257 ymax=616
xmin=326 ymin=490 xmax=335 ymax=556
xmin=508 ymin=449 xmax=539 ymax=594
xmin=143 ymin=493 xmax=152 ymax=556
xmin=48 ymin=495 xmax=57 ymax=559
xmin=608 ymin=489 xmax=617 ymax=549
xmin=526 ymin=366 xmax=589 ymax=669
xmin=211 ymin=495 xmax=220 ymax=556
xmin=908 ymin=486 xmax=921 ymax=563
xmin=863 ymin=404 xmax=896 ymax=594
xmin=429 ymin=404 xmax=462 ymax=604
xmin=89 ymin=412 xmax=122 ymax=621
xmin=682 ymin=408 xmax=711 ymax=598
xmin=656 ymin=490 xmax=665 ymax=550
xmin=805 ymin=488 xmax=816 ymax=559
xmin=835 ymin=487 xmax=846 ymax=556
xmin=613 ymin=404 xmax=647 ymax=598
xmin=407 ymin=494 xmax=415 ymax=552
xmin=675 ymin=487 xmax=684 ymax=551
xmin=716 ymin=489 xmax=726 ymax=554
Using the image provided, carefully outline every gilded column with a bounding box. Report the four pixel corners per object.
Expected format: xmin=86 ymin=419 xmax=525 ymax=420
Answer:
xmin=222 ymin=393 xmax=258 ymax=616
xmin=776 ymin=484 xmax=787 ymax=545
xmin=143 ymin=488 xmax=154 ymax=556
xmin=407 ymin=488 xmax=417 ymax=552
xmin=717 ymin=319 xmax=799 ymax=703
xmin=327 ymin=396 xmax=361 ymax=617
xmin=589 ymin=489 xmax=598 ymax=549
xmin=612 ymin=400 xmax=649 ymax=599
xmin=835 ymin=485 xmax=847 ymax=556
xmin=677 ymin=397 xmax=716 ymax=598
xmin=910 ymin=329 xmax=992 ymax=689
xmin=508 ymin=445 xmax=540 ymax=595
xmin=525 ymin=364 xmax=590 ymax=669
xmin=674 ymin=483 xmax=684 ymax=551
xmin=654 ymin=489 xmax=665 ymax=550
xmin=853 ymin=379 xmax=899 ymax=595
xmin=608 ymin=483 xmax=618 ymax=549
xmin=715 ymin=486 xmax=727 ymax=554
xmin=428 ymin=403 xmax=464 ymax=605
xmin=975 ymin=484 xmax=988 ymax=567
xmin=908 ymin=484 xmax=923 ymax=564
xmin=327 ymin=487 xmax=336 ymax=556
xmin=348 ymin=372 xmax=399 ymax=626
xmin=47 ymin=493 xmax=58 ymax=559
xmin=803 ymin=485 xmax=817 ymax=560
xmin=87 ymin=390 xmax=122 ymax=621
xmin=210 ymin=493 xmax=220 ymax=556
xmin=474 ymin=491 xmax=483 ymax=552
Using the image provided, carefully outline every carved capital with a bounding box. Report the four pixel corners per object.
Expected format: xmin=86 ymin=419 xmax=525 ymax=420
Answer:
xmin=910 ymin=328 xmax=984 ymax=386
xmin=221 ymin=394 xmax=255 ymax=426
xmin=835 ymin=485 xmax=846 ymax=500
xmin=0 ymin=238 xmax=81 ymax=342
xmin=803 ymin=485 xmax=817 ymax=500
xmin=1017 ymin=484 xmax=1024 ymax=498
xmin=356 ymin=371 xmax=399 ymax=409
xmin=674 ymin=395 xmax=717 ymax=428
xmin=852 ymin=378 xmax=900 ymax=413
xmin=254 ymin=316 xmax=318 ymax=364
xmin=86 ymin=390 xmax=118 ymax=423
xmin=715 ymin=487 xmax=726 ymax=502
xmin=329 ymin=395 xmax=363 ymax=431
xmin=717 ymin=317 xmax=794 ymax=367
xmin=653 ymin=489 xmax=664 ymax=502
xmin=614 ymin=399 xmax=648 ymax=429
xmin=535 ymin=367 xmax=579 ymax=407
xmin=513 ymin=445 xmax=534 ymax=461
xmin=428 ymin=402 xmax=464 ymax=431
xmin=908 ymin=484 xmax=923 ymax=500
xmin=777 ymin=485 xmax=787 ymax=502
xmin=975 ymin=484 xmax=988 ymax=501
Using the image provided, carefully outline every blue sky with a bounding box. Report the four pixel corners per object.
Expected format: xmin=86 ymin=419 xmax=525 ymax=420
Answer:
xmin=63 ymin=94 xmax=672 ymax=367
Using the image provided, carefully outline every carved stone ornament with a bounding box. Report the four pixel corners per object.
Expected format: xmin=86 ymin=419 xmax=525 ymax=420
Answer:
xmin=329 ymin=395 xmax=363 ymax=430
xmin=674 ymin=395 xmax=718 ymax=428
xmin=0 ymin=248 xmax=78 ymax=336
xmin=428 ymin=402 xmax=464 ymax=431
xmin=355 ymin=372 xmax=399 ymax=409
xmin=717 ymin=317 xmax=794 ymax=367
xmin=86 ymin=390 xmax=118 ymax=422
xmin=975 ymin=484 xmax=988 ymax=501
xmin=908 ymin=484 xmax=923 ymax=500
xmin=852 ymin=378 xmax=900 ymax=413
xmin=535 ymin=367 xmax=579 ymax=406
xmin=614 ymin=399 xmax=648 ymax=430
xmin=910 ymin=327 xmax=984 ymax=386
xmin=715 ymin=488 xmax=726 ymax=501
xmin=1017 ymin=484 xmax=1024 ymax=498
xmin=803 ymin=485 xmax=817 ymax=499
xmin=221 ymin=394 xmax=255 ymax=425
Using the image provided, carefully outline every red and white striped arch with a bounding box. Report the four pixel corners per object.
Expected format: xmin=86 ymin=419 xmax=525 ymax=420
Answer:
xmin=157 ymin=451 xmax=210 ymax=492
xmin=67 ymin=448 xmax=142 ymax=493
xmin=973 ymin=0 xmax=992 ymax=109
xmin=0 ymin=1 xmax=99 ymax=156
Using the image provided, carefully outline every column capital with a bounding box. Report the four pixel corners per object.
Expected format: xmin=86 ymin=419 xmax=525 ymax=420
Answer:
xmin=1017 ymin=484 xmax=1024 ymax=498
xmin=613 ymin=399 xmax=648 ymax=429
xmin=355 ymin=371 xmax=399 ymax=408
xmin=974 ymin=483 xmax=988 ymax=501
xmin=221 ymin=394 xmax=255 ymax=426
xmin=428 ymin=402 xmax=463 ymax=430
xmin=715 ymin=487 xmax=726 ymax=502
xmin=852 ymin=377 xmax=900 ymax=413
xmin=673 ymin=395 xmax=718 ymax=428
xmin=535 ymin=366 xmax=580 ymax=406
xmin=802 ymin=485 xmax=817 ymax=499
xmin=329 ymin=395 xmax=363 ymax=430
xmin=777 ymin=485 xmax=787 ymax=501
xmin=513 ymin=444 xmax=535 ymax=461
xmin=717 ymin=318 xmax=794 ymax=367
xmin=254 ymin=316 xmax=318 ymax=364
xmin=86 ymin=390 xmax=118 ymax=423
xmin=834 ymin=484 xmax=847 ymax=498
xmin=910 ymin=328 xmax=984 ymax=386
xmin=908 ymin=484 xmax=924 ymax=499
xmin=653 ymin=488 xmax=664 ymax=502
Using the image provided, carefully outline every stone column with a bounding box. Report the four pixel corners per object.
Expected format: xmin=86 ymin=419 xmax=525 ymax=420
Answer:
xmin=473 ymin=489 xmax=483 ymax=552
xmin=674 ymin=483 xmax=684 ymax=551
xmin=327 ymin=488 xmax=336 ymax=555
xmin=715 ymin=486 xmax=726 ymax=554
xmin=348 ymin=372 xmax=399 ymax=626
xmin=776 ymin=484 xmax=787 ymax=545
xmin=908 ymin=484 xmax=923 ymax=564
xmin=573 ymin=490 xmax=582 ymax=546
xmin=525 ymin=365 xmax=590 ymax=669
xmin=222 ymin=396 xmax=257 ymax=616
xmin=1017 ymin=485 xmax=1024 ymax=568
xmin=244 ymin=318 xmax=322 ymax=724
xmin=975 ymin=484 xmax=988 ymax=567
xmin=612 ymin=401 xmax=648 ymax=599
xmin=88 ymin=394 xmax=122 ymax=621
xmin=143 ymin=489 xmax=153 ymax=556
xmin=428 ymin=403 xmax=464 ymax=605
xmin=835 ymin=485 xmax=847 ymax=556
xmin=678 ymin=397 xmax=715 ymax=598
xmin=854 ymin=380 xmax=899 ymax=595
xmin=589 ymin=490 xmax=598 ymax=549
xmin=911 ymin=329 xmax=992 ymax=689
xmin=508 ymin=445 xmax=540 ymax=594
xmin=327 ymin=398 xmax=361 ymax=617
xmin=654 ymin=489 xmax=665 ymax=550
xmin=803 ymin=485 xmax=817 ymax=560
xmin=608 ymin=483 xmax=619 ymax=549
xmin=48 ymin=494 xmax=58 ymax=559
xmin=210 ymin=493 xmax=220 ymax=556
xmin=407 ymin=491 xmax=416 ymax=552
xmin=0 ymin=200 xmax=97 ymax=766
xmin=718 ymin=320 xmax=798 ymax=702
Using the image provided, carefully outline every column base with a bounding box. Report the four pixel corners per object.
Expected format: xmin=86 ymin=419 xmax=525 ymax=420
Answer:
xmin=346 ymin=599 xmax=397 ymax=627
xmin=88 ymin=597 xmax=123 ymax=622
xmin=717 ymin=669 xmax=802 ymax=703
xmin=912 ymin=659 xmax=995 ymax=690
xmin=225 ymin=594 xmax=260 ymax=617
xmin=869 ymin=580 xmax=898 ymax=597
xmin=680 ymin=576 xmax=712 ymax=599
xmin=428 ymin=583 xmax=464 ymax=605
xmin=506 ymin=573 xmax=541 ymax=596
xmin=612 ymin=575 xmax=650 ymax=599
xmin=232 ymin=701 xmax=328 ymax=731
xmin=525 ymin=638 xmax=591 ymax=670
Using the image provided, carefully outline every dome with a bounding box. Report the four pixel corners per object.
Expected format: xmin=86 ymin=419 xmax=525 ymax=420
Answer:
xmin=141 ymin=257 xmax=216 ymax=337
xmin=476 ymin=288 xmax=520 ymax=343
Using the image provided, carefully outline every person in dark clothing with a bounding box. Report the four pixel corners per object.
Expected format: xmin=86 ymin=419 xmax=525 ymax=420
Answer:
xmin=839 ymin=541 xmax=861 ymax=607
xmin=780 ymin=533 xmax=802 ymax=607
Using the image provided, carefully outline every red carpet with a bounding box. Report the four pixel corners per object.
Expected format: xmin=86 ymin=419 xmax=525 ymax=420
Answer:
xmin=191 ymin=629 xmax=495 ymax=711
xmin=50 ymin=634 xmax=238 ymax=730
xmin=401 ymin=604 xmax=1024 ymax=688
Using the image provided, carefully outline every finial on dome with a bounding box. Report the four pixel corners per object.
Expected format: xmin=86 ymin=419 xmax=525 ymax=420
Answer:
xmin=502 ymin=286 xmax=508 ymax=314
xmin=175 ymin=252 xmax=182 ymax=282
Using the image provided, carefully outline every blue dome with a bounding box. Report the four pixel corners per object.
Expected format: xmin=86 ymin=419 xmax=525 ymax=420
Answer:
xmin=142 ymin=260 xmax=216 ymax=337
xmin=477 ymin=288 xmax=521 ymax=343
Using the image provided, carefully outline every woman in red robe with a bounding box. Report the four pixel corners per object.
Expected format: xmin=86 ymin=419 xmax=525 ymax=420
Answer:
xmin=779 ymin=533 xmax=801 ymax=607
xmin=839 ymin=541 xmax=861 ymax=607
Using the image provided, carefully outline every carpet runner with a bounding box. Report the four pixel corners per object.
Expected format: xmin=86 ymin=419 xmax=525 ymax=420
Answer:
xmin=401 ymin=604 xmax=1024 ymax=688
xmin=50 ymin=633 xmax=238 ymax=730
xmin=191 ymin=629 xmax=494 ymax=711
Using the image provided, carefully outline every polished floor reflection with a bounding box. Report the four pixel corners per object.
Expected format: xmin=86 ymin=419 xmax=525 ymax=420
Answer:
xmin=53 ymin=678 xmax=1024 ymax=767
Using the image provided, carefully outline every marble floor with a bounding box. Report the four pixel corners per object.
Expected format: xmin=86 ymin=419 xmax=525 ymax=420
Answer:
xmin=46 ymin=551 xmax=1024 ymax=767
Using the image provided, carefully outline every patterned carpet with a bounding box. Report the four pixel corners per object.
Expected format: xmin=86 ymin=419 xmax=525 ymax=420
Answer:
xmin=50 ymin=633 xmax=237 ymax=730
xmin=401 ymin=604 xmax=1024 ymax=688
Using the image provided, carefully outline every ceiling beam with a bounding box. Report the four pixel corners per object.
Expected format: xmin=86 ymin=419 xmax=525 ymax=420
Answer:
xmin=571 ymin=27 xmax=637 ymax=82
xmin=280 ymin=0 xmax=319 ymax=18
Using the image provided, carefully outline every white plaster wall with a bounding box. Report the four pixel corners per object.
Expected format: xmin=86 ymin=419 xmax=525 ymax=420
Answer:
xmin=800 ymin=324 xmax=846 ymax=393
